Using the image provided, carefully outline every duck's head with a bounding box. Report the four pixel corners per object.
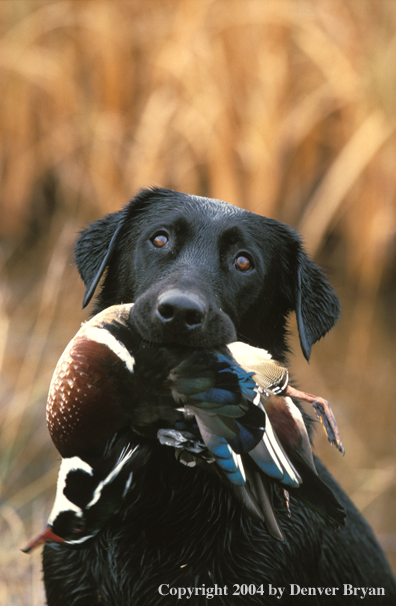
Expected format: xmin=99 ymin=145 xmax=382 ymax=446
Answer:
xmin=23 ymin=432 xmax=148 ymax=552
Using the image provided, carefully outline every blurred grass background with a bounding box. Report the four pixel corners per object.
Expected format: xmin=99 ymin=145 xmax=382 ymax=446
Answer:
xmin=0 ymin=0 xmax=396 ymax=603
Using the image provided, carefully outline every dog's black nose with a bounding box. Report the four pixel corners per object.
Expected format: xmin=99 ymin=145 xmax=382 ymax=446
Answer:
xmin=156 ymin=289 xmax=207 ymax=332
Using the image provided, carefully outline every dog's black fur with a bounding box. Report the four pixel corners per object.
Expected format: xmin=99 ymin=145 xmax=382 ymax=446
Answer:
xmin=43 ymin=188 xmax=396 ymax=605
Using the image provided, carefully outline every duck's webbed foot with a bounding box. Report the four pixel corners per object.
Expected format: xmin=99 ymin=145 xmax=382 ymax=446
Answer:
xmin=285 ymin=386 xmax=344 ymax=455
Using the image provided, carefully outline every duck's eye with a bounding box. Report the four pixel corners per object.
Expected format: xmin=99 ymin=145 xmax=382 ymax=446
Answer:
xmin=72 ymin=519 xmax=86 ymax=535
xmin=234 ymin=254 xmax=254 ymax=273
xmin=151 ymin=232 xmax=169 ymax=248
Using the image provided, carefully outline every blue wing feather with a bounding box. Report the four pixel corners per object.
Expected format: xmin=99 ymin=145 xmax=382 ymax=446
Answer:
xmin=169 ymin=348 xmax=300 ymax=489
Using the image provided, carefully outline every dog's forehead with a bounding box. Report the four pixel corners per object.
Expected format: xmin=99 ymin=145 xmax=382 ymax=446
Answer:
xmin=188 ymin=194 xmax=242 ymax=218
xmin=143 ymin=193 xmax=245 ymax=226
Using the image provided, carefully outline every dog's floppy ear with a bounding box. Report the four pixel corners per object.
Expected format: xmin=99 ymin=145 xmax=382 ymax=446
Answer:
xmin=75 ymin=207 xmax=129 ymax=309
xmin=75 ymin=187 xmax=174 ymax=308
xmin=294 ymin=249 xmax=340 ymax=361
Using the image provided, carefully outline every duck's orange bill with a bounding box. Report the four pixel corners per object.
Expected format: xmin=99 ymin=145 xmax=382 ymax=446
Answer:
xmin=22 ymin=526 xmax=65 ymax=553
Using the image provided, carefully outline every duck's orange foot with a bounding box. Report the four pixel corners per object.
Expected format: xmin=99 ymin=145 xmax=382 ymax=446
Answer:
xmin=312 ymin=400 xmax=344 ymax=455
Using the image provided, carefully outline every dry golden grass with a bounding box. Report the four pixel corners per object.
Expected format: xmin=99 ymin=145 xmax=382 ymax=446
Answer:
xmin=1 ymin=1 xmax=396 ymax=603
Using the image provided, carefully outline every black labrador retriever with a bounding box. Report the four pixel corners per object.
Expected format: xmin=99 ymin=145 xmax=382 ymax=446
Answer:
xmin=43 ymin=188 xmax=396 ymax=605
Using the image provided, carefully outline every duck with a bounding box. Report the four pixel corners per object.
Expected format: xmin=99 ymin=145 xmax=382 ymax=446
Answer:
xmin=23 ymin=303 xmax=346 ymax=551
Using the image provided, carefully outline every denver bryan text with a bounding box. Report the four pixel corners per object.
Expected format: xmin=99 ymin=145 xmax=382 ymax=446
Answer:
xmin=287 ymin=584 xmax=385 ymax=599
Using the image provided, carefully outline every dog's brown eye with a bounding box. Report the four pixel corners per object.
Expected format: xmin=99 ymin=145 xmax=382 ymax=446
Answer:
xmin=235 ymin=254 xmax=253 ymax=272
xmin=152 ymin=233 xmax=168 ymax=248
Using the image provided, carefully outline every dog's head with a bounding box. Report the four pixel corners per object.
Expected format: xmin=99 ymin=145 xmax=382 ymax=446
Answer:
xmin=75 ymin=188 xmax=339 ymax=361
